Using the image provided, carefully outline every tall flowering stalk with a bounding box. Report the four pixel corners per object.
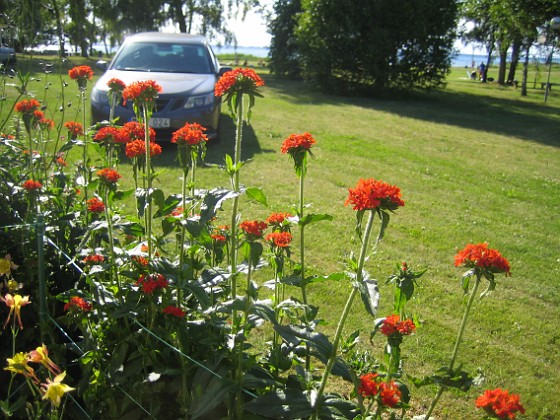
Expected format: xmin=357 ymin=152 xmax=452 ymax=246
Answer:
xmin=68 ymin=66 xmax=94 ymax=206
xmin=214 ymin=68 xmax=264 ymax=418
xmin=15 ymin=99 xmax=41 ymax=175
xmin=314 ymin=178 xmax=404 ymax=417
xmin=122 ymin=80 xmax=162 ymax=260
xmin=106 ymin=78 xmax=126 ymax=125
xmin=171 ymin=122 xmax=208 ymax=305
xmin=280 ymin=132 xmax=315 ymax=306
xmin=423 ymin=242 xmax=511 ymax=420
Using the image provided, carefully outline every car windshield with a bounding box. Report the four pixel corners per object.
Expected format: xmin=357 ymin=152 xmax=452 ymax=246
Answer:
xmin=112 ymin=42 xmax=213 ymax=74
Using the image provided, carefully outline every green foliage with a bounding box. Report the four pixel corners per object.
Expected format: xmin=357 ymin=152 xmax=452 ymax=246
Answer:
xmin=278 ymin=0 xmax=458 ymax=93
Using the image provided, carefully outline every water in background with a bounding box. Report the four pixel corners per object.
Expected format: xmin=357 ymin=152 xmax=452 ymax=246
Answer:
xmin=212 ymin=45 xmax=559 ymax=67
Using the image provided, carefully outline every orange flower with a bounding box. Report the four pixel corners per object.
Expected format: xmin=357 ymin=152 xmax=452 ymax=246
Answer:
xmin=64 ymin=121 xmax=84 ymax=137
xmin=28 ymin=344 xmax=61 ymax=375
xmin=55 ymin=156 xmax=67 ymax=167
xmin=454 ymin=243 xmax=511 ymax=276
xmin=122 ymin=80 xmax=162 ymax=105
xmin=239 ymin=220 xmax=267 ymax=239
xmin=64 ymin=296 xmax=92 ymax=313
xmin=15 ymin=99 xmax=41 ymax=114
xmin=96 ymin=168 xmax=121 ymax=183
xmin=125 ymin=139 xmax=162 ymax=158
xmin=94 ymin=126 xmax=121 ymax=144
xmin=211 ymin=234 xmax=227 ymax=244
xmin=281 ymin=132 xmax=316 ymax=154
xmin=120 ymin=121 xmax=156 ymax=142
xmin=358 ymin=373 xmax=380 ymax=397
xmin=1 ymin=293 xmax=31 ymax=329
xmin=107 ymin=78 xmax=126 ymax=92
xmin=378 ymin=381 xmax=402 ymax=408
xmin=266 ymin=212 xmax=293 ymax=230
xmin=345 ymin=178 xmax=405 ymax=212
xmin=171 ymin=122 xmax=208 ymax=146
xmin=266 ymin=231 xmax=293 ymax=248
xmin=163 ymin=305 xmax=186 ymax=317
xmin=83 ymin=254 xmax=105 ymax=264
xmin=476 ymin=388 xmax=525 ymax=419
xmin=22 ymin=179 xmax=42 ymax=191
xmin=38 ymin=118 xmax=55 ymax=130
xmin=87 ymin=197 xmax=105 ymax=213
xmin=136 ymin=273 xmax=168 ymax=295
xmin=214 ymin=67 xmax=264 ymax=97
xmin=68 ymin=65 xmax=93 ymax=81
xmin=379 ymin=314 xmax=416 ymax=337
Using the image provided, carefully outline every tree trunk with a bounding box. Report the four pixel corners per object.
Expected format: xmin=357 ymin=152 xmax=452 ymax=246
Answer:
xmin=498 ymin=48 xmax=507 ymax=85
xmin=49 ymin=0 xmax=66 ymax=57
xmin=521 ymin=45 xmax=530 ymax=96
xmin=507 ymin=41 xmax=521 ymax=84
xmin=172 ymin=0 xmax=187 ymax=33
xmin=483 ymin=44 xmax=493 ymax=83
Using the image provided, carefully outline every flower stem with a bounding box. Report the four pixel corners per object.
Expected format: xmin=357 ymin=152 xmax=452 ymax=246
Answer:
xmin=424 ymin=273 xmax=482 ymax=420
xmin=143 ymin=105 xmax=153 ymax=260
xmin=81 ymin=90 xmax=89 ymax=219
xmin=314 ymin=210 xmax=376 ymax=413
xmin=178 ymin=166 xmax=188 ymax=306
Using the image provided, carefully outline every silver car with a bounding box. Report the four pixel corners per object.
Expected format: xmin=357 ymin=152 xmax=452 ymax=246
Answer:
xmin=91 ymin=32 xmax=231 ymax=140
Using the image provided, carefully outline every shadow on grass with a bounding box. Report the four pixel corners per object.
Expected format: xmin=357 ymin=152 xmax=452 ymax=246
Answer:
xmin=261 ymin=73 xmax=560 ymax=148
xmin=156 ymin=114 xmax=269 ymax=167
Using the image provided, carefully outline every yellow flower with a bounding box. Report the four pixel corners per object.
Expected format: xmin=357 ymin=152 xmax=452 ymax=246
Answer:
xmin=0 ymin=259 xmax=10 ymax=274
xmin=41 ymin=371 xmax=75 ymax=407
xmin=28 ymin=344 xmax=60 ymax=375
xmin=5 ymin=352 xmax=39 ymax=382
xmin=1 ymin=293 xmax=31 ymax=329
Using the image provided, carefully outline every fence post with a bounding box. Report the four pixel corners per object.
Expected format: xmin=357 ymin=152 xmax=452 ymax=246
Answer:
xmin=36 ymin=214 xmax=47 ymax=342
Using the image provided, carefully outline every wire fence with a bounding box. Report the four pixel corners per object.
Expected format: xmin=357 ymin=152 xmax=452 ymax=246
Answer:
xmin=3 ymin=215 xmax=254 ymax=418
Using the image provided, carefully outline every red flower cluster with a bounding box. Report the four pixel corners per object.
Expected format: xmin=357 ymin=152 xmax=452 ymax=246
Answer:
xmin=107 ymin=78 xmax=126 ymax=92
xmin=125 ymin=139 xmax=162 ymax=158
xmin=87 ymin=197 xmax=105 ymax=213
xmin=171 ymin=122 xmax=208 ymax=146
xmin=120 ymin=121 xmax=156 ymax=142
xmin=266 ymin=231 xmax=293 ymax=248
xmin=15 ymin=99 xmax=41 ymax=114
xmin=83 ymin=254 xmax=105 ymax=264
xmin=96 ymin=168 xmax=121 ymax=184
xmin=68 ymin=65 xmax=94 ymax=81
xmin=280 ymin=132 xmax=316 ymax=155
xmin=64 ymin=121 xmax=84 ymax=137
xmin=211 ymin=234 xmax=227 ymax=244
xmin=475 ymin=388 xmax=525 ymax=419
xmin=136 ymin=273 xmax=169 ymax=295
xmin=94 ymin=127 xmax=124 ymax=144
xmin=64 ymin=296 xmax=92 ymax=312
xmin=163 ymin=305 xmax=186 ymax=317
xmin=22 ymin=179 xmax=42 ymax=191
xmin=214 ymin=68 xmax=265 ymax=97
xmin=454 ymin=243 xmax=511 ymax=275
xmin=239 ymin=220 xmax=268 ymax=239
xmin=345 ymin=178 xmax=405 ymax=212
xmin=38 ymin=118 xmax=55 ymax=131
xmin=132 ymin=256 xmax=149 ymax=267
xmin=379 ymin=314 xmax=416 ymax=337
xmin=358 ymin=373 xmax=402 ymax=408
xmin=266 ymin=212 xmax=292 ymax=228
xmin=122 ymin=80 xmax=162 ymax=104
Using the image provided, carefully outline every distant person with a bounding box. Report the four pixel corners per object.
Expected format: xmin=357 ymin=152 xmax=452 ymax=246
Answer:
xmin=478 ymin=62 xmax=485 ymax=80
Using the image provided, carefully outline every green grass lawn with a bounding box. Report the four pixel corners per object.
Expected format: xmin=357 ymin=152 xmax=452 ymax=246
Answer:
xmin=2 ymin=55 xmax=559 ymax=419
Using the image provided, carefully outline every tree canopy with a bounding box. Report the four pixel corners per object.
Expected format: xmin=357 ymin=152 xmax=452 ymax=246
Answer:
xmin=269 ymin=0 xmax=458 ymax=93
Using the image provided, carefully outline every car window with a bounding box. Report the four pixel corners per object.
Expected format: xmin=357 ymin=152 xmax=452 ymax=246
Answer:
xmin=113 ymin=42 xmax=213 ymax=74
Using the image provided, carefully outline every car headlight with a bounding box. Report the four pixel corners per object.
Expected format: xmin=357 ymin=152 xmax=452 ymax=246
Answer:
xmin=184 ymin=93 xmax=214 ymax=109
xmin=91 ymin=87 xmax=109 ymax=105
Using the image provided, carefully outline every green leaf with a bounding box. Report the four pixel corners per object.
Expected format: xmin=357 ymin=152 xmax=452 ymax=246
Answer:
xmin=189 ymin=373 xmax=237 ymax=419
xmin=298 ymin=213 xmax=333 ymax=227
xmin=246 ymin=186 xmax=268 ymax=206
xmin=244 ymin=389 xmax=314 ymax=419
xmin=358 ymin=279 xmax=379 ymax=318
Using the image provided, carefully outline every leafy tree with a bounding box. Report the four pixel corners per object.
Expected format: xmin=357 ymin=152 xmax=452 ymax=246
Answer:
xmin=284 ymin=0 xmax=457 ymax=93
xmin=268 ymin=0 xmax=302 ymax=78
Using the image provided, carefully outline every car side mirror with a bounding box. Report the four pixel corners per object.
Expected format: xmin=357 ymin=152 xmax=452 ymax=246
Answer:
xmin=218 ymin=66 xmax=233 ymax=75
xmin=96 ymin=60 xmax=108 ymax=71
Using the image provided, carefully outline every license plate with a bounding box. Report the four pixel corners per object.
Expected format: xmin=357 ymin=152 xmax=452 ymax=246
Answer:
xmin=149 ymin=118 xmax=170 ymax=128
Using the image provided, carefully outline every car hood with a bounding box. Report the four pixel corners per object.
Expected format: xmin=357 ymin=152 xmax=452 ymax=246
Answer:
xmin=94 ymin=70 xmax=216 ymax=96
